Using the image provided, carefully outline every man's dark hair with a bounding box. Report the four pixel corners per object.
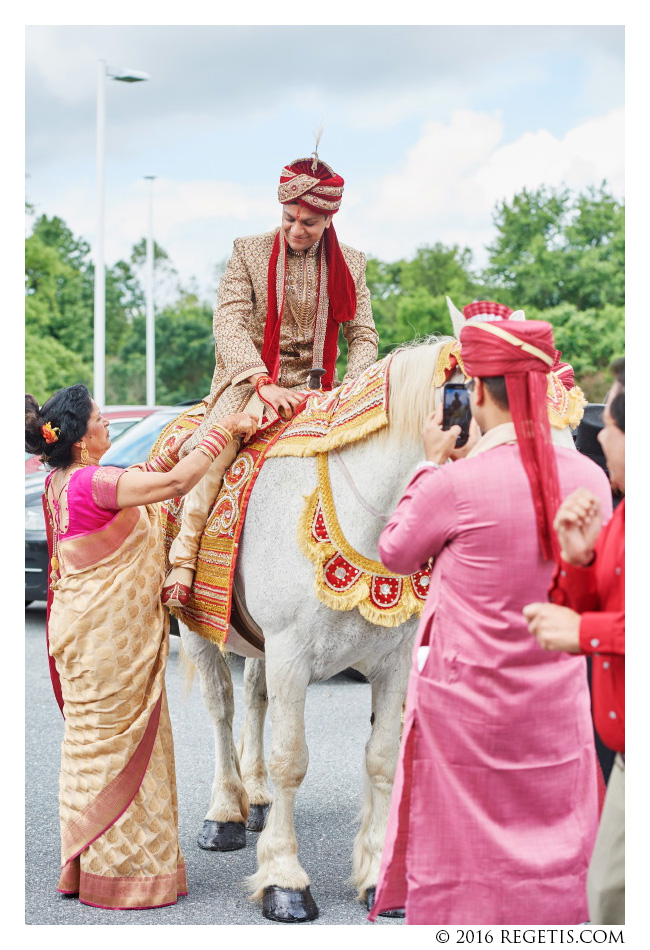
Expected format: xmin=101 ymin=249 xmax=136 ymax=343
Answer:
xmin=609 ymin=357 xmax=625 ymax=433
xmin=481 ymin=376 xmax=509 ymax=411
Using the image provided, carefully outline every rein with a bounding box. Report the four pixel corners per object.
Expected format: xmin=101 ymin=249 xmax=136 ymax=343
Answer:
xmin=330 ymin=449 xmax=389 ymax=522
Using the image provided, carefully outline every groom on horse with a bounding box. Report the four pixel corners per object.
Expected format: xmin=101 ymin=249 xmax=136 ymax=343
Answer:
xmin=162 ymin=150 xmax=379 ymax=606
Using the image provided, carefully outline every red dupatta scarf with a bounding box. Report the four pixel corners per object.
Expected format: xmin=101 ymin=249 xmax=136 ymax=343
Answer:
xmin=261 ymin=225 xmax=357 ymax=390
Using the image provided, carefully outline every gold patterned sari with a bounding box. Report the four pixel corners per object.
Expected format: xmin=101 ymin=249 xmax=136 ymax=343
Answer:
xmin=45 ymin=466 xmax=186 ymax=909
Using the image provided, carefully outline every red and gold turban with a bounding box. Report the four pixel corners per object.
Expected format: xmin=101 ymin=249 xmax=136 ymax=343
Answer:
xmin=261 ymin=157 xmax=356 ymax=390
xmin=460 ymin=320 xmax=562 ymax=561
xmin=277 ymin=157 xmax=344 ymax=216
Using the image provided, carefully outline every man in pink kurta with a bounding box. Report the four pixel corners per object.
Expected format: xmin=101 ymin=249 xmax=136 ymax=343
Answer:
xmin=368 ymin=315 xmax=613 ymax=925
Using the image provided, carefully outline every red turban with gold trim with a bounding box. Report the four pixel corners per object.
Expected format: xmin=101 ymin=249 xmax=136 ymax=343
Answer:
xmin=278 ymin=157 xmax=344 ymax=216
xmin=460 ymin=320 xmax=562 ymax=561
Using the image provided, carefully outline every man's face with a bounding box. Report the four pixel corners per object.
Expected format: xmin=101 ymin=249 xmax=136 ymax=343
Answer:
xmin=281 ymin=203 xmax=331 ymax=252
xmin=598 ymin=382 xmax=625 ymax=491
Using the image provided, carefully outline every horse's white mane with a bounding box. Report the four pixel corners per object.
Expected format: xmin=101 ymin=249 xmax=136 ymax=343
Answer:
xmin=386 ymin=334 xmax=457 ymax=442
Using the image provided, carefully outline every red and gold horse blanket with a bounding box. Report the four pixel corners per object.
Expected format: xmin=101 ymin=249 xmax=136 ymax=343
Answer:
xmin=152 ymin=349 xmax=585 ymax=646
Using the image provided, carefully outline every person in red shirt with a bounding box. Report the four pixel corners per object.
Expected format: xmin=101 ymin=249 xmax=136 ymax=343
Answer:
xmin=524 ymin=357 xmax=625 ymax=925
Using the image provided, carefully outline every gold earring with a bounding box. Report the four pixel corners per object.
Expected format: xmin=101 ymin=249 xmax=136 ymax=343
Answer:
xmin=80 ymin=443 xmax=90 ymax=464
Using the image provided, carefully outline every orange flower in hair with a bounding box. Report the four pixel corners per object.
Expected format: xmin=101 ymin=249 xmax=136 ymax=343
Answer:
xmin=41 ymin=421 xmax=60 ymax=444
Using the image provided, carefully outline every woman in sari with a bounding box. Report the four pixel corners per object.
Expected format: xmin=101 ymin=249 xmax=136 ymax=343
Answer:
xmin=25 ymin=385 xmax=257 ymax=910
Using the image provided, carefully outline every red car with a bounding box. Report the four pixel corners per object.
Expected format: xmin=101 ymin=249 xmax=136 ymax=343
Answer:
xmin=25 ymin=406 xmax=163 ymax=474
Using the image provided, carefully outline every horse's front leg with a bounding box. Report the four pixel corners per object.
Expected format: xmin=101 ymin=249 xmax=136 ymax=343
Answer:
xmin=351 ymin=642 xmax=411 ymax=915
xmin=238 ymin=657 xmax=272 ymax=832
xmin=247 ymin=650 xmax=317 ymax=922
xmin=179 ymin=624 xmax=249 ymax=851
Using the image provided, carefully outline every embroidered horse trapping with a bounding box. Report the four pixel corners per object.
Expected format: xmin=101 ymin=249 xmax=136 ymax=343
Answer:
xmin=433 ymin=339 xmax=586 ymax=429
xmin=153 ymin=413 xmax=293 ymax=646
xmin=266 ymin=353 xmax=392 ymax=457
xmin=546 ymin=371 xmax=587 ymax=429
xmin=298 ymin=453 xmax=431 ymax=627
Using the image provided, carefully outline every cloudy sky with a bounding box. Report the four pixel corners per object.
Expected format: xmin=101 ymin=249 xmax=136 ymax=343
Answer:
xmin=25 ymin=24 xmax=624 ymax=300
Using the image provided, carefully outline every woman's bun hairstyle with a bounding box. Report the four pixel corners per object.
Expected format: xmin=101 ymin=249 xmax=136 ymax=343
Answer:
xmin=25 ymin=385 xmax=94 ymax=469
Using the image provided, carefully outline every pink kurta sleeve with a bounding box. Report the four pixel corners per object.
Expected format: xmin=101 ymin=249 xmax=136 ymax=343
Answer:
xmin=378 ymin=464 xmax=458 ymax=575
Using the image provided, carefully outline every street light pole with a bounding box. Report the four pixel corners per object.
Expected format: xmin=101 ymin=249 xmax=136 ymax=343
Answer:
xmin=144 ymin=175 xmax=156 ymax=407
xmin=94 ymin=60 xmax=107 ymax=408
xmin=93 ymin=61 xmax=150 ymax=408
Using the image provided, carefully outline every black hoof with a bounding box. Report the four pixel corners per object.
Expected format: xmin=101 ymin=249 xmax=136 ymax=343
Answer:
xmin=262 ymin=885 xmax=319 ymax=922
xmin=197 ymin=819 xmax=246 ymax=851
xmin=365 ymin=885 xmax=405 ymax=918
xmin=246 ymin=803 xmax=270 ymax=832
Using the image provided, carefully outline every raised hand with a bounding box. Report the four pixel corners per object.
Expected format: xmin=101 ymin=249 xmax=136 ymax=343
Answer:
xmin=422 ymin=408 xmax=460 ymax=464
xmin=553 ymin=487 xmax=602 ymax=566
xmin=219 ymin=412 xmax=259 ymax=443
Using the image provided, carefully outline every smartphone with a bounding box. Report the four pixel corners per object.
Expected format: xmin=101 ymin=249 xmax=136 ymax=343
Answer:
xmin=442 ymin=383 xmax=472 ymax=448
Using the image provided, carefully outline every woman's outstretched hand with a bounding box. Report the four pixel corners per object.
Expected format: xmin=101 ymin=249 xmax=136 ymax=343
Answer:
xmin=219 ymin=412 xmax=259 ymax=443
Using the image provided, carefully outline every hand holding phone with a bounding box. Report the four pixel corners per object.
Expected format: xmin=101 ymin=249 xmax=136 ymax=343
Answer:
xmin=442 ymin=383 xmax=472 ymax=448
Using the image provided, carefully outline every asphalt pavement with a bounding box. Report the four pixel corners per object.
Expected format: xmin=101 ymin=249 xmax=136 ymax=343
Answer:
xmin=25 ymin=603 xmax=402 ymax=926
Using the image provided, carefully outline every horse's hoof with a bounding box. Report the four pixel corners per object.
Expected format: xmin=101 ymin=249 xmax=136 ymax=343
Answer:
xmin=262 ymin=885 xmax=319 ymax=922
xmin=197 ymin=820 xmax=246 ymax=851
xmin=365 ymin=885 xmax=405 ymax=918
xmin=246 ymin=803 xmax=270 ymax=832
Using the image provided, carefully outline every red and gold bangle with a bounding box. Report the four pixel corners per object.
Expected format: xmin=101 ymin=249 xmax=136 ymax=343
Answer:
xmin=145 ymin=449 xmax=176 ymax=473
xmin=197 ymin=424 xmax=233 ymax=462
xmin=254 ymin=374 xmax=274 ymax=404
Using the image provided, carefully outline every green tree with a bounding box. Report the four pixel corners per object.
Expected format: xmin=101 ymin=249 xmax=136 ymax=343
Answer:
xmin=482 ymin=184 xmax=625 ymax=398
xmin=358 ymin=243 xmax=487 ymax=369
xmin=107 ymin=292 xmax=215 ymax=405
xmin=25 ymin=331 xmax=92 ymax=405
xmin=25 ymin=214 xmax=149 ymax=400
xmin=484 ymin=183 xmax=624 ymax=311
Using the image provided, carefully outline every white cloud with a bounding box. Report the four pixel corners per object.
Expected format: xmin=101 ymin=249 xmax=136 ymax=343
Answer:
xmin=30 ymin=107 xmax=625 ymax=297
xmin=348 ymin=107 xmax=624 ymax=265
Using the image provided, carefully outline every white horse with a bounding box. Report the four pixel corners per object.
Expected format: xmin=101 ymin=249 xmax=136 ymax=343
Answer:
xmin=178 ymin=336 xmax=576 ymax=923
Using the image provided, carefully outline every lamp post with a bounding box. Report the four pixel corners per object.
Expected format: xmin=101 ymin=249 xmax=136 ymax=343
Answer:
xmin=144 ymin=175 xmax=156 ymax=407
xmin=94 ymin=61 xmax=150 ymax=408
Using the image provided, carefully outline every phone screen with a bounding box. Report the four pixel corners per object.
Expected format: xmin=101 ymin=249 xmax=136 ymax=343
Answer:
xmin=442 ymin=383 xmax=472 ymax=447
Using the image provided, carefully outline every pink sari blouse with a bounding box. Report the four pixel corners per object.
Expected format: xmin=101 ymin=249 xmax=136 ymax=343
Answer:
xmin=58 ymin=465 xmax=125 ymax=539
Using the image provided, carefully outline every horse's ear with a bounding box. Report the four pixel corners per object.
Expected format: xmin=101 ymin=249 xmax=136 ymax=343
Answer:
xmin=446 ymin=296 xmax=465 ymax=339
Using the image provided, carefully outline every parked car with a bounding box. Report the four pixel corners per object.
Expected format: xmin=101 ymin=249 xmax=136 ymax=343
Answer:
xmin=25 ymin=405 xmax=189 ymax=607
xmin=25 ymin=406 xmax=164 ymax=474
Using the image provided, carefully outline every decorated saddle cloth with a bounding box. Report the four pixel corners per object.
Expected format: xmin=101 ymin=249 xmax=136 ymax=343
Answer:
xmin=152 ymin=357 xmax=404 ymax=646
xmin=152 ymin=348 xmax=585 ymax=647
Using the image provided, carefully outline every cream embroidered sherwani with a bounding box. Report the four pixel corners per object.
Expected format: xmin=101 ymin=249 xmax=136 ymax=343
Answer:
xmin=181 ymin=227 xmax=378 ymax=455
xmin=169 ymin=228 xmax=378 ymax=576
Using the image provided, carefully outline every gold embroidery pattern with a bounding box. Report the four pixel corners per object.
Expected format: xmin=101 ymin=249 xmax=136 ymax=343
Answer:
xmin=312 ymin=246 xmax=329 ymax=371
xmin=180 ymin=229 xmax=377 ymax=457
xmin=278 ymin=174 xmax=320 ymax=202
xmin=300 ymin=193 xmax=342 ymax=211
xmin=267 ymin=355 xmax=392 ymax=457
xmin=546 ymin=374 xmax=587 ymax=429
xmin=91 ymin=466 xmax=124 ymax=511
xmin=312 ymin=184 xmax=344 ymax=196
xmin=285 ymin=241 xmax=319 ymax=337
xmin=433 ymin=341 xmax=469 ymax=388
xmin=297 ymin=453 xmax=429 ymax=627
